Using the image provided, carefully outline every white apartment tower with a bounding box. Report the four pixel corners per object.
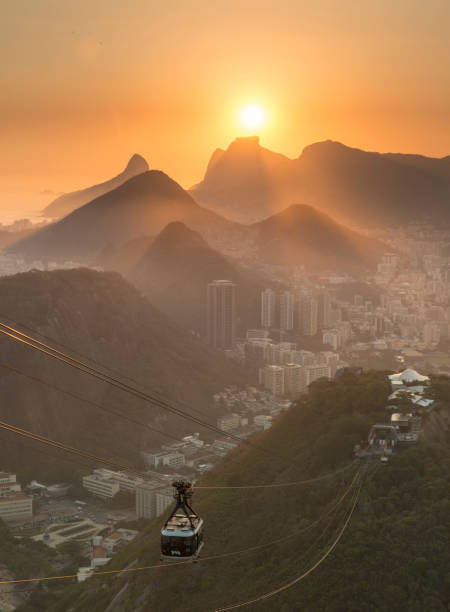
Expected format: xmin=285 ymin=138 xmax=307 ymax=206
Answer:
xmin=260 ymin=365 xmax=285 ymax=396
xmin=206 ymin=280 xmax=237 ymax=349
xmin=261 ymin=289 xmax=276 ymax=328
xmin=300 ymin=296 xmax=318 ymax=336
xmin=279 ymin=291 xmax=295 ymax=331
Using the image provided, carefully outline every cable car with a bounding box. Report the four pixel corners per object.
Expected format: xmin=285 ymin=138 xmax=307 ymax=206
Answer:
xmin=160 ymin=480 xmax=204 ymax=562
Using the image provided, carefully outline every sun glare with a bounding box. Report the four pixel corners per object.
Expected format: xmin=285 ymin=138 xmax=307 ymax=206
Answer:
xmin=239 ymin=105 xmax=266 ymax=130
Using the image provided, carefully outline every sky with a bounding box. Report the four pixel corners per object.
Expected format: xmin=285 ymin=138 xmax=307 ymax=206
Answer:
xmin=2 ymin=0 xmax=450 ymax=215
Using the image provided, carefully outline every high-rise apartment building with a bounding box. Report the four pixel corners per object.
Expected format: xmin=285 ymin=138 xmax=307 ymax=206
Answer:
xmin=300 ymin=296 xmax=318 ymax=336
xmin=279 ymin=291 xmax=294 ymax=330
xmin=317 ymin=292 xmax=332 ymax=329
xmin=261 ymin=289 xmax=276 ymax=328
xmin=284 ymin=363 xmax=305 ymax=395
xmin=206 ymin=280 xmax=237 ymax=349
xmin=259 ymin=365 xmax=285 ymax=396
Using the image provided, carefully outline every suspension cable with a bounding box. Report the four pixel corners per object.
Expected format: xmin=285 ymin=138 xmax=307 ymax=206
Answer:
xmin=0 ymin=470 xmax=359 ymax=587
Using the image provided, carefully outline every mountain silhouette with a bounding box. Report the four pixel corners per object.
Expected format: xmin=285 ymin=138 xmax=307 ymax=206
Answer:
xmin=131 ymin=221 xmax=268 ymax=333
xmin=12 ymin=170 xmax=237 ymax=263
xmin=192 ymin=138 xmax=450 ymax=226
xmin=251 ymin=204 xmax=385 ymax=272
xmin=41 ymin=154 xmax=149 ymax=219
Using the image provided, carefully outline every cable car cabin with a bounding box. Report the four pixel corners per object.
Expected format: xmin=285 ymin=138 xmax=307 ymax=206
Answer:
xmin=160 ymin=480 xmax=204 ymax=562
xmin=161 ymin=514 xmax=204 ymax=561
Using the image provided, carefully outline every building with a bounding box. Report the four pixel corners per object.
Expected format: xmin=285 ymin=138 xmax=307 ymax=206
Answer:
xmin=82 ymin=472 xmax=120 ymax=499
xmin=260 ymin=365 xmax=285 ymax=396
xmin=305 ymin=364 xmax=331 ymax=387
xmin=142 ymin=451 xmax=186 ymax=469
xmin=254 ymin=415 xmax=273 ymax=430
xmin=300 ymin=296 xmax=318 ymax=336
xmin=284 ymin=363 xmax=305 ymax=395
xmin=217 ymin=413 xmax=240 ymax=432
xmin=322 ymin=329 xmax=341 ymax=351
xmin=318 ymin=292 xmax=332 ymax=329
xmin=136 ymin=481 xmax=161 ymax=519
xmin=279 ymin=291 xmax=295 ymax=331
xmin=155 ymin=487 xmax=174 ymax=517
xmin=206 ymin=280 xmax=237 ymax=349
xmin=261 ymin=289 xmax=276 ymax=328
xmin=0 ymin=491 xmax=33 ymax=522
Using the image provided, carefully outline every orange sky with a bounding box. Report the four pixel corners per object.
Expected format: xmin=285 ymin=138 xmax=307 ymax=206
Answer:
xmin=2 ymin=0 xmax=450 ymax=211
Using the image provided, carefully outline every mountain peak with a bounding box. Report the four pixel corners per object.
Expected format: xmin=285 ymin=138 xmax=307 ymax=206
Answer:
xmin=228 ymin=136 xmax=261 ymax=151
xmin=152 ymin=221 xmax=206 ymax=250
xmin=124 ymin=153 xmax=149 ymax=174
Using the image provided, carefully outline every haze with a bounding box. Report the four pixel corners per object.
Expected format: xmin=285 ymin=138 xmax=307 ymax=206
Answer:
xmin=2 ymin=0 xmax=450 ymax=212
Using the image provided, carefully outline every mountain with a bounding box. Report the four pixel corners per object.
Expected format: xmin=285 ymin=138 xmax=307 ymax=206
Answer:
xmin=250 ymin=204 xmax=385 ymax=272
xmin=0 ymin=268 xmax=245 ymax=478
xmin=41 ymin=154 xmax=149 ymax=219
xmin=191 ymin=136 xmax=295 ymax=223
xmin=10 ymin=171 xmax=239 ymax=264
xmin=28 ymin=371 xmax=450 ymax=612
xmin=131 ymin=221 xmax=268 ymax=333
xmin=191 ymin=137 xmax=450 ymax=226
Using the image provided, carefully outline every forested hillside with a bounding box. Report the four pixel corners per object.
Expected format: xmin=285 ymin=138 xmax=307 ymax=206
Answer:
xmin=16 ymin=371 xmax=450 ymax=612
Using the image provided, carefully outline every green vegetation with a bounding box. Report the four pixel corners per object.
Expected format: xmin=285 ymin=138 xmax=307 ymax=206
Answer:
xmin=0 ymin=519 xmax=56 ymax=580
xmin=15 ymin=371 xmax=450 ymax=611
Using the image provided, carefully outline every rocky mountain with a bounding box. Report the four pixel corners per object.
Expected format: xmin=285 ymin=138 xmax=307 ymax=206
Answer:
xmin=41 ymin=154 xmax=149 ymax=219
xmin=10 ymin=171 xmax=239 ymax=264
xmin=250 ymin=204 xmax=385 ymax=272
xmin=191 ymin=136 xmax=295 ymax=223
xmin=27 ymin=371 xmax=450 ymax=612
xmin=191 ymin=137 xmax=450 ymax=226
xmin=131 ymin=221 xmax=268 ymax=333
xmin=0 ymin=268 xmax=245 ymax=478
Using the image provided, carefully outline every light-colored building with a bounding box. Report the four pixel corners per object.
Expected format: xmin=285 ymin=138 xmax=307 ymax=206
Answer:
xmin=284 ymin=363 xmax=305 ymax=395
xmin=142 ymin=451 xmax=186 ymax=469
xmin=254 ymin=415 xmax=273 ymax=430
xmin=136 ymin=481 xmax=161 ymax=519
xmin=82 ymin=473 xmax=120 ymax=499
xmin=305 ymin=364 xmax=331 ymax=387
xmin=300 ymin=297 xmax=318 ymax=336
xmin=261 ymin=289 xmax=276 ymax=328
xmin=279 ymin=291 xmax=295 ymax=331
xmin=217 ymin=413 xmax=240 ymax=432
xmin=0 ymin=491 xmax=33 ymax=522
xmin=207 ymin=280 xmax=237 ymax=349
xmin=155 ymin=487 xmax=174 ymax=517
xmin=260 ymin=365 xmax=285 ymax=396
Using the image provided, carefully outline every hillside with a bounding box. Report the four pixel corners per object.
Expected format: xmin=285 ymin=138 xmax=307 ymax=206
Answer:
xmin=131 ymin=222 xmax=267 ymax=333
xmin=41 ymin=154 xmax=149 ymax=219
xmin=17 ymin=371 xmax=450 ymax=612
xmin=0 ymin=268 xmax=246 ymax=480
xmin=192 ymin=137 xmax=450 ymax=226
xmin=251 ymin=204 xmax=386 ymax=272
xmin=10 ymin=171 xmax=239 ymax=264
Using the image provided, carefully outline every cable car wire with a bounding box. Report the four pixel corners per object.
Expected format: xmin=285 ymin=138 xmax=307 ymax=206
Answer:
xmin=0 ymin=414 xmax=356 ymax=490
xmin=0 ymin=311 xmax=216 ymax=423
xmin=0 ymin=323 xmax=284 ymax=461
xmin=209 ymin=477 xmax=363 ymax=611
xmin=0 ymin=470 xmax=360 ymax=587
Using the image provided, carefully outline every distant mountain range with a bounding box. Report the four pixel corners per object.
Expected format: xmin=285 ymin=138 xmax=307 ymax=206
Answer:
xmin=11 ymin=170 xmax=238 ymax=263
xmin=250 ymin=204 xmax=385 ymax=272
xmin=191 ymin=137 xmax=450 ymax=226
xmin=41 ymin=154 xmax=149 ymax=219
xmin=0 ymin=268 xmax=245 ymax=476
xmin=131 ymin=221 xmax=268 ymax=333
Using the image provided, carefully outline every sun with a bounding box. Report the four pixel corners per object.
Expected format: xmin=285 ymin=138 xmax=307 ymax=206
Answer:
xmin=239 ymin=105 xmax=266 ymax=130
